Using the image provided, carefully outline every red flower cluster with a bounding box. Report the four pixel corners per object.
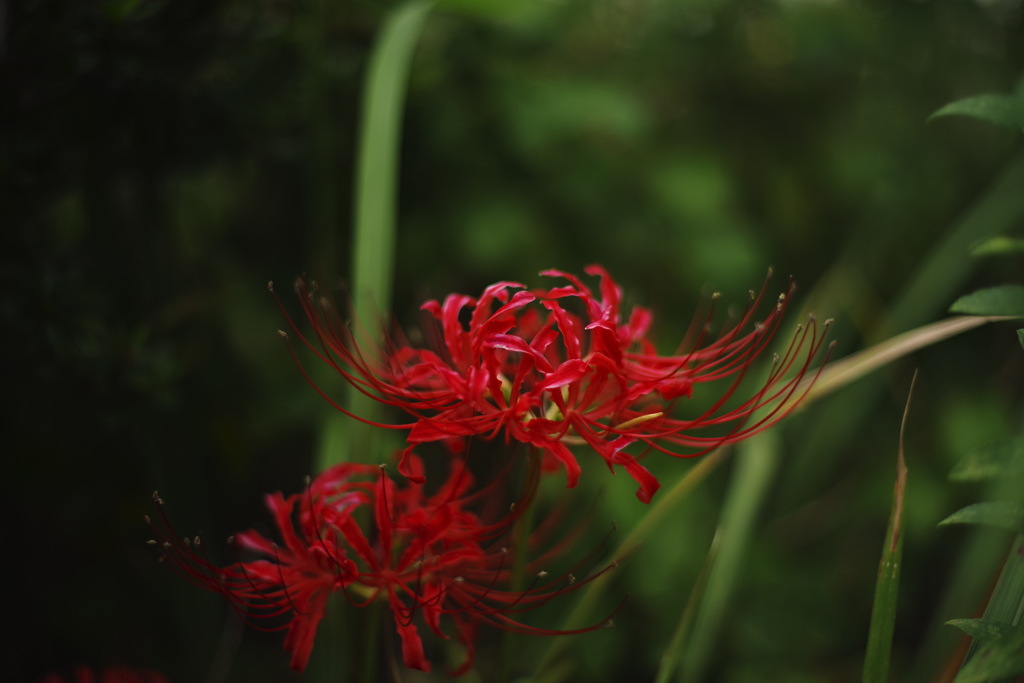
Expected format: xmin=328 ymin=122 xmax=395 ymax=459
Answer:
xmin=147 ymin=455 xmax=615 ymax=674
xmin=278 ymin=266 xmax=830 ymax=503
xmin=153 ymin=266 xmax=827 ymax=675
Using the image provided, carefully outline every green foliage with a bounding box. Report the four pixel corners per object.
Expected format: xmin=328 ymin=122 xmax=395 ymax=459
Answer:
xmin=970 ymin=237 xmax=1024 ymax=257
xmin=940 ymin=502 xmax=1024 ymax=533
xmin=929 ymin=79 xmax=1024 ymax=132
xmin=949 ymin=286 xmax=1024 ymax=317
xmin=949 ymin=620 xmax=1024 ymax=683
xmin=942 ymin=433 xmax=1024 ymax=682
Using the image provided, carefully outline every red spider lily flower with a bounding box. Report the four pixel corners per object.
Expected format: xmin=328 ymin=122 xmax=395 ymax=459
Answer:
xmin=37 ymin=666 xmax=169 ymax=683
xmin=147 ymin=455 xmax=617 ymax=675
xmin=274 ymin=267 xmax=832 ymax=503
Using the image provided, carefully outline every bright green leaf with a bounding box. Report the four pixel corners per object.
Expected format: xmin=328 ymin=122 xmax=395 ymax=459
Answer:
xmin=940 ymin=502 xmax=1024 ymax=532
xmin=949 ymin=285 xmax=1024 ymax=317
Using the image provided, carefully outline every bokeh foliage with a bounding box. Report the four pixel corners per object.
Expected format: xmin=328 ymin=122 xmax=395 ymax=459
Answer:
xmin=3 ymin=0 xmax=1023 ymax=681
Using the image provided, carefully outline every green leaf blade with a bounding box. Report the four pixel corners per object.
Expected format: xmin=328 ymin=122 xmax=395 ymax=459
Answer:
xmin=949 ymin=285 xmax=1024 ymax=317
xmin=970 ymin=237 xmax=1024 ymax=257
xmin=952 ymin=624 xmax=1024 ymax=683
xmin=863 ymin=374 xmax=914 ymax=683
xmin=929 ymin=93 xmax=1024 ymax=130
xmin=939 ymin=502 xmax=1024 ymax=533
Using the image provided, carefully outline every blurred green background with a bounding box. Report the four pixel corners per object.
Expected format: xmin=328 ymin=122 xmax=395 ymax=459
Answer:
xmin=3 ymin=0 xmax=1023 ymax=681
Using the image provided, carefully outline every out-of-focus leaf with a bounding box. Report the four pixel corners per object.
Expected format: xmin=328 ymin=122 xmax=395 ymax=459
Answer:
xmin=331 ymin=0 xmax=434 ymax=471
xmin=970 ymin=237 xmax=1024 ymax=257
xmin=678 ymin=432 xmax=781 ymax=683
xmin=1018 ymin=329 xmax=1024 ymax=349
xmin=929 ymin=94 xmax=1024 ymax=130
xmin=948 ymin=618 xmax=1019 ymax=643
xmin=949 ymin=286 xmax=1024 ymax=317
xmin=952 ymin=624 xmax=1024 ymax=683
xmin=950 ymin=439 xmax=1024 ymax=482
xmin=939 ymin=502 xmax=1024 ymax=532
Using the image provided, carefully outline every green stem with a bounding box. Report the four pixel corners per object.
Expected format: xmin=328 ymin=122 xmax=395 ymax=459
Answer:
xmin=676 ymin=432 xmax=780 ymax=683
xmin=534 ymin=447 xmax=732 ymax=678
xmin=317 ymin=0 xmax=435 ymax=473
xmin=309 ymin=5 xmax=433 ymax=683
xmin=496 ymin=451 xmax=541 ymax=682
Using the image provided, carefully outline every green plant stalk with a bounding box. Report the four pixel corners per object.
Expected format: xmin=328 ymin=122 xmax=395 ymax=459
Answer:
xmin=534 ymin=447 xmax=732 ymax=679
xmin=862 ymin=373 xmax=914 ymax=683
xmin=317 ymin=0 xmax=434 ymax=473
xmin=653 ymin=532 xmax=720 ymax=683
xmin=308 ymin=4 xmax=433 ymax=683
xmin=676 ymin=431 xmax=781 ymax=683
xmin=495 ymin=450 xmax=542 ymax=682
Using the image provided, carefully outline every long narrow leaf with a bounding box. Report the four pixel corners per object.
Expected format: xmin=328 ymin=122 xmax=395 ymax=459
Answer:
xmin=940 ymin=503 xmax=1024 ymax=533
xmin=677 ymin=431 xmax=781 ymax=682
xmin=862 ymin=372 xmax=915 ymax=683
xmin=796 ymin=316 xmax=1007 ymax=406
xmin=316 ymin=0 xmax=434 ymax=473
xmin=308 ymin=5 xmax=433 ymax=681
xmin=536 ymin=315 xmax=1004 ymax=680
